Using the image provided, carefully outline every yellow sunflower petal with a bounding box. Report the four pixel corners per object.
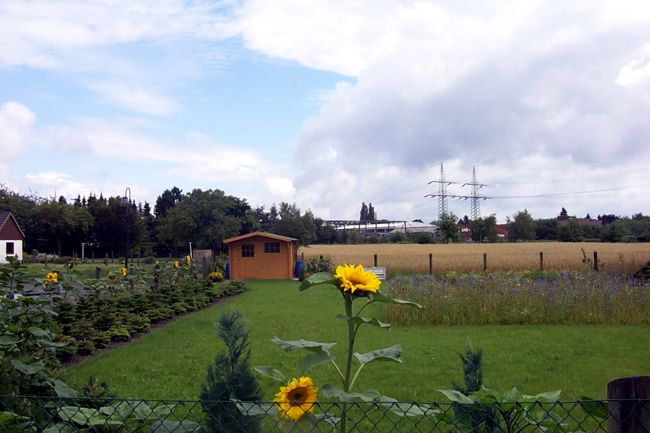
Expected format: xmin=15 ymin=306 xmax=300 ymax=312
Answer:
xmin=273 ymin=376 xmax=318 ymax=421
xmin=335 ymin=264 xmax=381 ymax=295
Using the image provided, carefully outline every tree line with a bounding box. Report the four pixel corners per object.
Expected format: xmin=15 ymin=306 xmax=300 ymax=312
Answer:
xmin=0 ymin=185 xmax=319 ymax=258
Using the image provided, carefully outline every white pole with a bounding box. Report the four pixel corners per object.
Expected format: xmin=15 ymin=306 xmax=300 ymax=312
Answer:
xmin=189 ymin=242 xmax=193 ymax=259
xmin=81 ymin=243 xmax=85 ymax=261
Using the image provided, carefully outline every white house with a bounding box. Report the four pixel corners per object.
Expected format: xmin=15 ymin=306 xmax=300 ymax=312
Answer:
xmin=0 ymin=212 xmax=25 ymax=264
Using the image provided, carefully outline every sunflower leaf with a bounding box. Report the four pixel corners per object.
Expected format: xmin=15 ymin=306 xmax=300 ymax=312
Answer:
xmin=578 ymin=398 xmax=608 ymax=420
xmin=299 ymin=353 xmax=335 ymax=374
xmin=321 ymin=384 xmax=382 ymax=402
xmin=309 ymin=413 xmax=340 ymax=426
xmin=254 ymin=366 xmax=286 ymax=383
xmin=353 ymin=345 xmax=402 ymax=366
xmin=299 ymin=272 xmax=337 ymax=291
xmin=369 ymin=292 xmax=422 ymax=308
xmin=271 ymin=337 xmax=336 ymax=355
xmin=234 ymin=400 xmax=277 ymax=417
xmin=438 ymin=389 xmax=478 ymax=404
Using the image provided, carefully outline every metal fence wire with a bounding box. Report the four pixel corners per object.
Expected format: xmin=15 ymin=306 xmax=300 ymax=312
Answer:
xmin=0 ymin=396 xmax=648 ymax=433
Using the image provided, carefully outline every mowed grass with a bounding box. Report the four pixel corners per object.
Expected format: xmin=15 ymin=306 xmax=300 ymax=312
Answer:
xmin=299 ymin=242 xmax=650 ymax=274
xmin=63 ymin=280 xmax=650 ymax=401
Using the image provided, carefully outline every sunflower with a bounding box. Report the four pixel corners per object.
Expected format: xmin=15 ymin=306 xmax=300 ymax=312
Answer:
xmin=120 ymin=266 xmax=128 ymax=277
xmin=45 ymin=272 xmax=58 ymax=284
xmin=335 ymin=264 xmax=381 ymax=295
xmin=173 ymin=260 xmax=180 ymax=269
xmin=274 ymin=376 xmax=318 ymax=421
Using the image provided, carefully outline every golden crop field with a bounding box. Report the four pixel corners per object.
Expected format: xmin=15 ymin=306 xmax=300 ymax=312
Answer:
xmin=298 ymin=242 xmax=650 ymax=274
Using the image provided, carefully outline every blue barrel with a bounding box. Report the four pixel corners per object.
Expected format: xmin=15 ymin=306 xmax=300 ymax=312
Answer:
xmin=294 ymin=261 xmax=305 ymax=278
xmin=225 ymin=263 xmax=230 ymax=280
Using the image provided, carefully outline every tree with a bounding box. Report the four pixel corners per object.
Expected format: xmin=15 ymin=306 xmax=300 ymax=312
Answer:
xmin=200 ymin=311 xmax=262 ymax=433
xmin=158 ymin=189 xmax=249 ymax=253
xmin=557 ymin=219 xmax=583 ymax=242
xmin=438 ymin=212 xmax=460 ymax=243
xmin=509 ymin=210 xmax=535 ymax=242
xmin=360 ymin=202 xmax=368 ymax=221
xmin=154 ymin=186 xmax=183 ymax=218
xmin=270 ymin=202 xmax=316 ymax=245
xmin=558 ymin=207 xmax=569 ymax=221
xmin=535 ymin=218 xmax=558 ymax=240
xmin=368 ymin=203 xmax=376 ymax=221
xmin=31 ymin=201 xmax=93 ymax=256
xmin=484 ymin=215 xmax=498 ymax=243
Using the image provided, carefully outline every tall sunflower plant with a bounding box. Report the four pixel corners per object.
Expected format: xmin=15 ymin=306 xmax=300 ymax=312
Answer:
xmin=241 ymin=264 xmax=432 ymax=432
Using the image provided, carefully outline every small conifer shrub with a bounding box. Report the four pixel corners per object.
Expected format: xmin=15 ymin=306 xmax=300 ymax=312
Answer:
xmin=200 ymin=310 xmax=262 ymax=433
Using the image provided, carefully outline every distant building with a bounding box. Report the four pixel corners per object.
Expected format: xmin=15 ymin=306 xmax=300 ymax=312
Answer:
xmin=0 ymin=212 xmax=25 ymax=264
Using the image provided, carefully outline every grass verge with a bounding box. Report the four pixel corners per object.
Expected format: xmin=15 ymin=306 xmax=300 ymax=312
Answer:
xmin=63 ymin=279 xmax=650 ymax=401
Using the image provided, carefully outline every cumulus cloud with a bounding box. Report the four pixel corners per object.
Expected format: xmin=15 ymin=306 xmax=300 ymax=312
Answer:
xmin=0 ymin=101 xmax=35 ymax=176
xmin=235 ymin=0 xmax=650 ymax=219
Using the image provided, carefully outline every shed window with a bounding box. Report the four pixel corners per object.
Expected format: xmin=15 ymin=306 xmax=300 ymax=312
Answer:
xmin=6 ymin=242 xmax=14 ymax=255
xmin=241 ymin=244 xmax=255 ymax=257
xmin=264 ymin=242 xmax=280 ymax=253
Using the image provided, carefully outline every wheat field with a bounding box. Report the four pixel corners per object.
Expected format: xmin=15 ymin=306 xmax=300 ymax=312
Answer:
xmin=298 ymin=242 xmax=650 ymax=274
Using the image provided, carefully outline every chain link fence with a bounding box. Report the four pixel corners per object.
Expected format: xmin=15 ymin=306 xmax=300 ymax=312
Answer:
xmin=1 ymin=395 xmax=648 ymax=433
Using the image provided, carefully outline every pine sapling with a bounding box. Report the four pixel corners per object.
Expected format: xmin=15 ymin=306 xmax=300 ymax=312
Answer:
xmin=200 ymin=310 xmax=262 ymax=433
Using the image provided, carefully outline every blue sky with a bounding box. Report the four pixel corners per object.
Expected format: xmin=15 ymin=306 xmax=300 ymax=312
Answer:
xmin=1 ymin=0 xmax=649 ymax=223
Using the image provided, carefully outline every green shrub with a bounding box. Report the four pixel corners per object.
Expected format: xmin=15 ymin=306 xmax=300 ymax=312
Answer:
xmin=200 ymin=310 xmax=262 ymax=433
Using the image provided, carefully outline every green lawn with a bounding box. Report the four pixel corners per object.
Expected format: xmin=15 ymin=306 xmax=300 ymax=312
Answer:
xmin=63 ymin=280 xmax=650 ymax=401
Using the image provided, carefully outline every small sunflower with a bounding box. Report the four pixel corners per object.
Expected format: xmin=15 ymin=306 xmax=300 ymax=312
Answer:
xmin=335 ymin=264 xmax=381 ymax=295
xmin=120 ymin=266 xmax=128 ymax=278
xmin=274 ymin=376 xmax=318 ymax=421
xmin=173 ymin=260 xmax=180 ymax=269
xmin=45 ymin=272 xmax=58 ymax=284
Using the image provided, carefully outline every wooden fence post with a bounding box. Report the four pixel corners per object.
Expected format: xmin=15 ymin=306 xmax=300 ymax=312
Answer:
xmin=95 ymin=267 xmax=101 ymax=280
xmin=608 ymin=376 xmax=650 ymax=433
xmin=374 ymin=254 xmax=378 ymax=267
xmin=483 ymin=253 xmax=487 ymax=272
xmin=540 ymin=252 xmax=544 ymax=272
xmin=429 ymin=253 xmax=433 ymax=275
xmin=594 ymin=251 xmax=599 ymax=271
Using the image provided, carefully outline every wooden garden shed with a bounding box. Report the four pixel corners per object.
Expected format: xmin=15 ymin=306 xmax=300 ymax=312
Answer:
xmin=0 ymin=211 xmax=25 ymax=264
xmin=224 ymin=231 xmax=298 ymax=280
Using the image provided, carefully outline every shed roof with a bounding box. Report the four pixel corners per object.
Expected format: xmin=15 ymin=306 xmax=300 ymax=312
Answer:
xmin=223 ymin=231 xmax=297 ymax=244
xmin=0 ymin=211 xmax=26 ymax=239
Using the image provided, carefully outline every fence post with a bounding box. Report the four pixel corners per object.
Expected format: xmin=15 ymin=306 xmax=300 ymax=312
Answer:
xmin=540 ymin=252 xmax=544 ymax=272
xmin=607 ymin=376 xmax=650 ymax=433
xmin=95 ymin=267 xmax=101 ymax=280
xmin=483 ymin=253 xmax=487 ymax=272
xmin=594 ymin=251 xmax=599 ymax=271
xmin=374 ymin=254 xmax=378 ymax=267
xmin=429 ymin=253 xmax=433 ymax=275
xmin=301 ymin=252 xmax=304 ymax=261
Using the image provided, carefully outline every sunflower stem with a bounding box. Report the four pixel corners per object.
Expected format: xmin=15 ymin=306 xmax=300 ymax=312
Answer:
xmin=341 ymin=293 xmax=356 ymax=433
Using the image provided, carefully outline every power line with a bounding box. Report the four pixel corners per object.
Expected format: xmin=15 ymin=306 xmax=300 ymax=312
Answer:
xmin=486 ymin=183 xmax=650 ymax=199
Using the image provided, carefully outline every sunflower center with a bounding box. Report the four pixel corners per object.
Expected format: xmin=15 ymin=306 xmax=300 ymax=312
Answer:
xmin=288 ymin=389 xmax=305 ymax=405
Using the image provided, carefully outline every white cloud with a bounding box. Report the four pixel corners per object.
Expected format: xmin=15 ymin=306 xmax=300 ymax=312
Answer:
xmin=87 ymin=82 xmax=179 ymax=116
xmin=0 ymin=101 xmax=36 ymax=176
xmin=0 ymin=1 xmax=236 ymax=69
xmin=252 ymin=1 xmax=650 ymax=219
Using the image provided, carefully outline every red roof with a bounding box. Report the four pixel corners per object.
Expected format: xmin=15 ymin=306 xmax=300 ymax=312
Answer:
xmin=223 ymin=231 xmax=297 ymax=244
xmin=0 ymin=211 xmax=25 ymax=240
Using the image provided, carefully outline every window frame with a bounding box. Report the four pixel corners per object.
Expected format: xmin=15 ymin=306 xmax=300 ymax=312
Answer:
xmin=6 ymin=242 xmax=14 ymax=255
xmin=264 ymin=242 xmax=281 ymax=253
xmin=241 ymin=244 xmax=255 ymax=257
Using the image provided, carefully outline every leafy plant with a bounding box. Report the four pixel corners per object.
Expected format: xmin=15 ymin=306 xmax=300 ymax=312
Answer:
xmin=439 ymin=387 xmax=563 ymax=433
xmin=253 ymin=265 xmax=424 ymax=432
xmin=200 ymin=310 xmax=262 ymax=433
